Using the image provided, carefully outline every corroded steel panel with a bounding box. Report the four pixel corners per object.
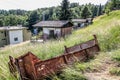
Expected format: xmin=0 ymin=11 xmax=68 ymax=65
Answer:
xmin=8 ymin=35 xmax=100 ymax=80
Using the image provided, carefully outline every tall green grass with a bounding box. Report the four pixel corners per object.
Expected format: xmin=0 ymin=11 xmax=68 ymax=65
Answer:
xmin=0 ymin=10 xmax=120 ymax=80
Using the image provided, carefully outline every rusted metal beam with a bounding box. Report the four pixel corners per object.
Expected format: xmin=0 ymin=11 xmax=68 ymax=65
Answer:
xmin=8 ymin=35 xmax=100 ymax=80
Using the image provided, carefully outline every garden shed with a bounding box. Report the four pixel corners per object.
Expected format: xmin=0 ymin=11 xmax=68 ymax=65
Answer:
xmin=33 ymin=21 xmax=73 ymax=40
xmin=0 ymin=26 xmax=31 ymax=47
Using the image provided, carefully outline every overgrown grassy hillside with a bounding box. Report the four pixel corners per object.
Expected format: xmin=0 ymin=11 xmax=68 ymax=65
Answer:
xmin=0 ymin=10 xmax=120 ymax=80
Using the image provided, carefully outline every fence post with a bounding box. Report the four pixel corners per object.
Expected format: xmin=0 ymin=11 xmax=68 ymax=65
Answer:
xmin=93 ymin=35 xmax=98 ymax=45
xmin=93 ymin=35 xmax=100 ymax=51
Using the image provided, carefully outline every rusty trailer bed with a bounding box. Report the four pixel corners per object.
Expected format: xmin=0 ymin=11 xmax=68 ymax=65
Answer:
xmin=8 ymin=35 xmax=100 ymax=80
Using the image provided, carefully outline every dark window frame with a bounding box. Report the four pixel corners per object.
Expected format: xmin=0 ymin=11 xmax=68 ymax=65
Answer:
xmin=14 ymin=37 xmax=18 ymax=41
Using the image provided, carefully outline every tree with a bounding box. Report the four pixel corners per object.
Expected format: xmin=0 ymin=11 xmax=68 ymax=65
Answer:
xmin=92 ymin=6 xmax=98 ymax=17
xmin=81 ymin=6 xmax=91 ymax=19
xmin=97 ymin=4 xmax=102 ymax=16
xmin=0 ymin=19 xmax=4 ymax=27
xmin=0 ymin=15 xmax=5 ymax=26
xmin=105 ymin=0 xmax=120 ymax=13
xmin=0 ymin=3 xmax=105 ymax=27
xmin=28 ymin=11 xmax=39 ymax=31
xmin=9 ymin=15 xmax=18 ymax=26
xmin=59 ymin=0 xmax=71 ymax=20
xmin=70 ymin=3 xmax=79 ymax=8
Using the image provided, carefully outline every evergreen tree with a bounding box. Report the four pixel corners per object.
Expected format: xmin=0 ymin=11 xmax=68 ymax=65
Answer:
xmin=92 ymin=6 xmax=98 ymax=18
xmin=70 ymin=3 xmax=79 ymax=8
xmin=81 ymin=6 xmax=91 ymax=19
xmin=28 ymin=11 xmax=39 ymax=31
xmin=97 ymin=4 xmax=102 ymax=16
xmin=59 ymin=0 xmax=71 ymax=20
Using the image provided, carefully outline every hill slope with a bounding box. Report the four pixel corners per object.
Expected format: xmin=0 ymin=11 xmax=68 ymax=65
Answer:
xmin=0 ymin=10 xmax=120 ymax=80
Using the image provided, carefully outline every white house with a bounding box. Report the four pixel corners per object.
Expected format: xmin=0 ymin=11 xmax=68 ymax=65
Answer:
xmin=72 ymin=18 xmax=93 ymax=29
xmin=33 ymin=21 xmax=73 ymax=40
xmin=0 ymin=26 xmax=31 ymax=47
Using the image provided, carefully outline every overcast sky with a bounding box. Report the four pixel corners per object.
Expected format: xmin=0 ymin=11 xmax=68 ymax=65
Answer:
xmin=0 ymin=0 xmax=108 ymax=10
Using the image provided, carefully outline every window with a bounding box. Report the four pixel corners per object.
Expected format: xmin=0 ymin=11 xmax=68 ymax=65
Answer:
xmin=14 ymin=37 xmax=18 ymax=41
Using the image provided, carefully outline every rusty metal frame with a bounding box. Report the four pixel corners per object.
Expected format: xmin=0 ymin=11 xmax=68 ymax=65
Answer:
xmin=8 ymin=35 xmax=100 ymax=80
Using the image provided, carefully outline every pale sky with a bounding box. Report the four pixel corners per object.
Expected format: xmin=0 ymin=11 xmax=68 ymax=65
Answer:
xmin=0 ymin=0 xmax=108 ymax=10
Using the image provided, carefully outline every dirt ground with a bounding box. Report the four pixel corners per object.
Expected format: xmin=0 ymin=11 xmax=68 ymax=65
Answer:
xmin=84 ymin=58 xmax=120 ymax=80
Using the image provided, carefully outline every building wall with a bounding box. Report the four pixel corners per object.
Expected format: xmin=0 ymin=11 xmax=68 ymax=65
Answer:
xmin=0 ymin=30 xmax=7 ymax=47
xmin=43 ymin=28 xmax=61 ymax=40
xmin=9 ymin=30 xmax=23 ymax=44
xmin=43 ymin=28 xmax=61 ymax=35
xmin=43 ymin=27 xmax=72 ymax=39
xmin=73 ymin=22 xmax=85 ymax=27
xmin=61 ymin=27 xmax=72 ymax=37
xmin=23 ymin=29 xmax=31 ymax=41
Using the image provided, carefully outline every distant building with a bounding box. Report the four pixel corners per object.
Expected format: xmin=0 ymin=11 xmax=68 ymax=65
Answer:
xmin=72 ymin=18 xmax=93 ymax=29
xmin=87 ymin=18 xmax=93 ymax=24
xmin=33 ymin=21 xmax=73 ymax=40
xmin=0 ymin=26 xmax=31 ymax=47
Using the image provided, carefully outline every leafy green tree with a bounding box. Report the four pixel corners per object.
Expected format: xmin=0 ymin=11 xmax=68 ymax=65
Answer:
xmin=104 ymin=2 xmax=111 ymax=15
xmin=28 ymin=11 xmax=39 ymax=31
xmin=110 ymin=0 xmax=120 ymax=10
xmin=71 ymin=7 xmax=81 ymax=19
xmin=9 ymin=15 xmax=18 ymax=26
xmin=81 ymin=6 xmax=92 ymax=19
xmin=0 ymin=19 xmax=4 ymax=27
xmin=0 ymin=3 xmax=104 ymax=27
xmin=0 ymin=15 xmax=5 ymax=26
xmin=59 ymin=0 xmax=71 ymax=20
xmin=4 ymin=16 xmax=10 ymax=26
xmin=105 ymin=0 xmax=120 ymax=13
xmin=116 ymin=0 xmax=120 ymax=9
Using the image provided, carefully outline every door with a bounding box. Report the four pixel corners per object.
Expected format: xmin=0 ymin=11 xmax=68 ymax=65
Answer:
xmin=49 ymin=30 xmax=54 ymax=38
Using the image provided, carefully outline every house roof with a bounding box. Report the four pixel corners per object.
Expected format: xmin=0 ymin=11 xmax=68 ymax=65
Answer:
xmin=33 ymin=20 xmax=73 ymax=28
xmin=0 ymin=26 xmax=27 ymax=31
xmin=87 ymin=18 xmax=93 ymax=21
xmin=72 ymin=19 xmax=87 ymax=23
xmin=72 ymin=18 xmax=93 ymax=23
